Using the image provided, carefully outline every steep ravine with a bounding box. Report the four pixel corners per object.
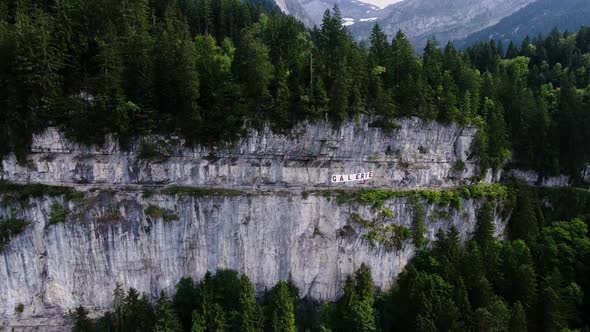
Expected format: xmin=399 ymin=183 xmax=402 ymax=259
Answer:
xmin=0 ymin=118 xmax=506 ymax=330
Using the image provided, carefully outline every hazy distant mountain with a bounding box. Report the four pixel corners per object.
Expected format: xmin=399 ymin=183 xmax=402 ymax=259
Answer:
xmin=349 ymin=0 xmax=536 ymax=49
xmin=273 ymin=0 xmax=383 ymax=27
xmin=454 ymin=0 xmax=590 ymax=48
xmin=274 ymin=0 xmax=538 ymax=49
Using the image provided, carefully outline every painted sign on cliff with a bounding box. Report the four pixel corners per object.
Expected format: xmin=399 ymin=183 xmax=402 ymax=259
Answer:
xmin=332 ymin=171 xmax=374 ymax=183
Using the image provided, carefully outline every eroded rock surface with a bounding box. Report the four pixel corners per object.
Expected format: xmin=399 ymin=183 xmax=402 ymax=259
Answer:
xmin=1 ymin=117 xmax=480 ymax=190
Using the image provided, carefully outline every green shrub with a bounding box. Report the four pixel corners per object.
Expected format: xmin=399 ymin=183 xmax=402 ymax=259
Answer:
xmin=142 ymin=189 xmax=155 ymax=199
xmin=0 ymin=218 xmax=29 ymax=249
xmin=15 ymin=303 xmax=24 ymax=315
xmin=145 ymin=205 xmax=164 ymax=219
xmin=368 ymin=118 xmax=400 ymax=133
xmin=137 ymin=143 xmax=167 ymax=162
xmin=145 ymin=205 xmax=179 ymax=222
xmin=433 ymin=209 xmax=451 ymax=221
xmin=453 ymin=159 xmax=466 ymax=172
xmin=365 ymin=224 xmax=412 ymax=252
xmin=48 ymin=203 xmax=69 ymax=225
xmin=163 ymin=212 xmax=179 ymax=222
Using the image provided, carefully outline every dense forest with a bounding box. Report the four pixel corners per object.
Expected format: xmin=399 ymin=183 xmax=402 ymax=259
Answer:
xmin=1 ymin=0 xmax=590 ymax=178
xmin=70 ymin=185 xmax=590 ymax=331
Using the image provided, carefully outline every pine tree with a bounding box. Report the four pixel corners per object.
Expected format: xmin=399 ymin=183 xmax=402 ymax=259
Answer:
xmin=508 ymin=186 xmax=539 ymax=244
xmin=208 ymin=303 xmax=227 ymax=332
xmin=119 ymin=0 xmax=156 ymax=136
xmin=153 ymin=291 xmax=182 ymax=332
xmin=269 ymin=281 xmax=296 ymax=332
xmin=72 ymin=305 xmax=93 ymax=332
xmin=10 ymin=4 xmax=64 ymax=159
xmin=355 ymin=264 xmax=374 ymax=302
xmin=474 ymin=202 xmax=495 ymax=250
xmin=173 ymin=277 xmax=197 ymax=332
xmin=352 ymin=265 xmax=376 ymax=332
xmin=368 ymin=24 xmax=389 ymax=68
xmin=272 ymin=62 xmax=291 ymax=127
xmin=113 ymin=283 xmax=125 ymax=332
xmin=390 ymin=30 xmax=425 ymax=116
xmin=509 ymin=301 xmax=527 ymax=332
xmin=154 ymin=2 xmax=200 ymax=141
xmin=191 ymin=309 xmax=206 ymax=332
xmin=237 ymin=275 xmax=262 ymax=332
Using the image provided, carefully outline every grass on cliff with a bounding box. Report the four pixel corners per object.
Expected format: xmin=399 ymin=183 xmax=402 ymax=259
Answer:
xmin=162 ymin=186 xmax=243 ymax=197
xmin=333 ymin=183 xmax=510 ymax=209
xmin=145 ymin=205 xmax=179 ymax=222
xmin=350 ymin=212 xmax=413 ymax=252
xmin=0 ymin=182 xmax=84 ymax=202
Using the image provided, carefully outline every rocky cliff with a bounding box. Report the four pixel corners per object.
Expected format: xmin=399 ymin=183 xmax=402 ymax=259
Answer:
xmin=0 ymin=118 xmax=504 ymax=330
xmin=1 ymin=117 xmax=480 ymax=189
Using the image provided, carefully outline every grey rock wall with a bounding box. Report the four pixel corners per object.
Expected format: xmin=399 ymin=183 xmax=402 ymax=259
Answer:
xmin=1 ymin=117 xmax=481 ymax=190
xmin=0 ymin=117 xmax=494 ymax=330
xmin=0 ymin=190 xmax=504 ymax=330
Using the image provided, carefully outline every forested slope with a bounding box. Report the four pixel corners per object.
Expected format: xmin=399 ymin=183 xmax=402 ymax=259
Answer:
xmin=1 ymin=0 xmax=590 ymax=178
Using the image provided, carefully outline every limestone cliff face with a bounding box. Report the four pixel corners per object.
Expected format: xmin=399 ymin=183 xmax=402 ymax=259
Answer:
xmin=1 ymin=117 xmax=479 ymax=189
xmin=0 ymin=118 xmax=497 ymax=330
xmin=0 ymin=190 xmax=504 ymax=330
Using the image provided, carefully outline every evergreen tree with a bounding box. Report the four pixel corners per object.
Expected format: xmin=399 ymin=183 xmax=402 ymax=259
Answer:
xmin=474 ymin=201 xmax=495 ymax=250
xmin=390 ymin=30 xmax=426 ymax=116
xmin=72 ymin=305 xmax=93 ymax=332
xmin=154 ymin=2 xmax=200 ymax=141
xmin=508 ymin=186 xmax=539 ymax=244
xmin=153 ymin=291 xmax=182 ymax=332
xmin=113 ymin=283 xmax=125 ymax=332
xmin=173 ymin=278 xmax=197 ymax=332
xmin=269 ymin=281 xmax=296 ymax=332
xmin=207 ymin=303 xmax=227 ymax=332
xmin=235 ymin=29 xmax=273 ymax=123
xmin=509 ymin=301 xmax=527 ymax=332
xmin=237 ymin=275 xmax=262 ymax=332
xmin=191 ymin=309 xmax=206 ymax=332
xmin=10 ymin=4 xmax=64 ymax=159
xmin=122 ymin=288 xmax=155 ymax=331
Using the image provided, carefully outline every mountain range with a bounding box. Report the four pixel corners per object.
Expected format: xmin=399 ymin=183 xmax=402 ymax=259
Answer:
xmin=454 ymin=0 xmax=590 ymax=48
xmin=272 ymin=0 xmax=590 ymax=49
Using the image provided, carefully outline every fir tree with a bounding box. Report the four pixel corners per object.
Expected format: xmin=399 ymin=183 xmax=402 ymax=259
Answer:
xmin=269 ymin=281 xmax=296 ymax=332
xmin=72 ymin=305 xmax=93 ymax=332
xmin=237 ymin=275 xmax=262 ymax=332
xmin=153 ymin=291 xmax=182 ymax=332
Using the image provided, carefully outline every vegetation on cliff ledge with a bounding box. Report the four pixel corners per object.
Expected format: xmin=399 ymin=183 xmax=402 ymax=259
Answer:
xmin=335 ymin=183 xmax=510 ymax=209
